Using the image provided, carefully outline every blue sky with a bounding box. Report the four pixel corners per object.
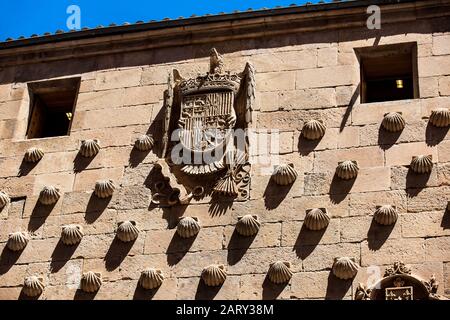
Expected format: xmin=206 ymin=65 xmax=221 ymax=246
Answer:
xmin=0 ymin=0 xmax=321 ymax=40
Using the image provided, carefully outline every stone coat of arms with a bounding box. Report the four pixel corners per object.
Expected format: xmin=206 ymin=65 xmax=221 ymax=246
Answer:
xmin=161 ymin=49 xmax=255 ymax=200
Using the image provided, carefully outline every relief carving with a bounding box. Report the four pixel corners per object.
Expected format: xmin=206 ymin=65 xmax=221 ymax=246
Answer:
xmin=355 ymin=261 xmax=448 ymax=300
xmin=160 ymin=48 xmax=255 ymax=201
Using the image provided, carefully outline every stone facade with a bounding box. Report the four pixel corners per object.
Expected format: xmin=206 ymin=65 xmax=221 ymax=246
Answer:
xmin=0 ymin=0 xmax=449 ymax=300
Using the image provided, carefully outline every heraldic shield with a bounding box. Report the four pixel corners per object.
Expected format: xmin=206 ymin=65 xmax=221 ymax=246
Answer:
xmin=161 ymin=48 xmax=255 ymax=200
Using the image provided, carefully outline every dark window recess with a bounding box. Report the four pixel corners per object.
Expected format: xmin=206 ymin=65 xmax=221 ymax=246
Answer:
xmin=356 ymin=43 xmax=419 ymax=103
xmin=26 ymin=78 xmax=80 ymax=139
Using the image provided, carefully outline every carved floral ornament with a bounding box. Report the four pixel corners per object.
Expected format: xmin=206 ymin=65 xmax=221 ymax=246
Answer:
xmin=160 ymin=48 xmax=255 ymax=201
xmin=355 ymin=261 xmax=448 ymax=300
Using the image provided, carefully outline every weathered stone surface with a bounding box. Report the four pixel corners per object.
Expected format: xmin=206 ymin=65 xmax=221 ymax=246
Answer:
xmin=317 ymin=47 xmax=338 ymax=67
xmin=296 ymin=65 xmax=358 ymax=89
xmin=348 ymin=190 xmax=407 ymax=216
xmin=432 ymin=35 xmax=450 ymax=55
xmin=385 ymin=142 xmax=438 ymax=167
xmin=352 ymin=100 xmax=422 ymax=126
xmin=256 ymin=71 xmax=296 ymax=92
xmin=419 ymin=55 xmax=450 ymax=77
xmin=361 ymin=238 xmax=425 ymax=266
xmin=401 ymin=211 xmax=450 ymax=238
xmin=224 ymin=222 xmax=281 ymax=250
xmin=391 ymin=165 xmax=439 ymax=190
xmin=291 ymin=271 xmax=352 ymax=299
xmin=282 ymin=219 xmax=340 ymax=246
xmin=300 ymin=243 xmax=360 ymax=272
xmin=144 ymin=226 xmax=224 ymax=254
xmin=420 ymin=77 xmax=439 ymax=98
xmin=314 ymin=146 xmax=384 ymax=172
xmin=278 ymin=88 xmax=336 ymax=110
xmin=340 ymin=215 xmax=402 ymax=243
xmin=407 ymin=186 xmax=450 ymax=213
xmin=439 ymin=76 xmax=450 ymax=96
xmin=424 ymin=237 xmax=450 ymax=262
xmin=177 ymin=276 xmax=240 ymax=300
xmin=94 ymin=68 xmax=142 ymax=91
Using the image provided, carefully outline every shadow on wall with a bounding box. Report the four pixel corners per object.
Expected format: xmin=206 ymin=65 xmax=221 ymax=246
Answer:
xmin=28 ymin=200 xmax=58 ymax=232
xmin=50 ymin=239 xmax=80 ymax=273
xmin=425 ymin=122 xmax=449 ymax=147
xmin=208 ymin=195 xmax=234 ymax=217
xmin=339 ymin=84 xmax=360 ymax=133
xmin=0 ymin=246 xmax=22 ymax=275
xmin=129 ymin=106 xmax=165 ymax=168
xmin=405 ymin=169 xmax=432 ymax=198
xmin=166 ymin=232 xmax=197 ymax=266
xmin=104 ymin=236 xmax=136 ymax=271
xmin=377 ymin=124 xmax=402 ymax=150
xmin=367 ymin=219 xmax=396 ymax=251
xmin=195 ymin=278 xmax=223 ymax=300
xmin=325 ymin=272 xmax=353 ymax=300
xmin=227 ymin=229 xmax=257 ymax=265
xmin=263 ymin=177 xmax=293 ymax=210
xmin=329 ymin=173 xmax=356 ymax=204
xmin=85 ymin=193 xmax=112 ymax=224
xmin=293 ymin=224 xmax=326 ymax=259
xmin=441 ymin=206 xmax=450 ymax=229
xmin=133 ymin=284 xmax=161 ymax=300
xmin=262 ymin=275 xmax=289 ymax=300
xmin=18 ymin=159 xmax=39 ymax=176
xmin=73 ymin=152 xmax=96 ymax=172
xmin=74 ymin=288 xmax=98 ymax=300
xmin=297 ymin=133 xmax=323 ymax=156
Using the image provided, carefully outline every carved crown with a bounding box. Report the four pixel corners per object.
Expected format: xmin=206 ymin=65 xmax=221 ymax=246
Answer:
xmin=179 ymin=48 xmax=241 ymax=95
xmin=179 ymin=72 xmax=241 ymax=95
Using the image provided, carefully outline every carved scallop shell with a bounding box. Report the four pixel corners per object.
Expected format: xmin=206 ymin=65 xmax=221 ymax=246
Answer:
xmin=39 ymin=185 xmax=61 ymax=205
xmin=80 ymin=271 xmax=102 ymax=293
xmin=79 ymin=139 xmax=100 ymax=157
xmin=135 ymin=134 xmax=155 ymax=151
xmin=381 ymin=112 xmax=405 ymax=132
xmin=61 ymin=224 xmax=84 ymax=245
xmin=236 ymin=215 xmax=260 ymax=236
xmin=139 ymin=268 xmax=164 ymax=290
xmin=94 ymin=179 xmax=115 ymax=198
xmin=0 ymin=191 xmax=10 ymax=209
xmin=272 ymin=164 xmax=298 ymax=185
xmin=302 ymin=119 xmax=326 ymax=140
xmin=213 ymin=174 xmax=238 ymax=196
xmin=116 ymin=220 xmax=139 ymax=242
xmin=267 ymin=261 xmax=293 ymax=284
xmin=410 ymin=155 xmax=433 ymax=174
xmin=176 ymin=217 xmax=200 ymax=238
xmin=336 ymin=160 xmax=359 ymax=180
xmin=24 ymin=147 xmax=44 ymax=163
xmin=22 ymin=275 xmax=45 ymax=297
xmin=374 ymin=205 xmax=398 ymax=226
xmin=7 ymin=231 xmax=29 ymax=251
xmin=304 ymin=208 xmax=330 ymax=231
xmin=332 ymin=257 xmax=359 ymax=280
xmin=429 ymin=108 xmax=450 ymax=127
xmin=201 ymin=264 xmax=227 ymax=286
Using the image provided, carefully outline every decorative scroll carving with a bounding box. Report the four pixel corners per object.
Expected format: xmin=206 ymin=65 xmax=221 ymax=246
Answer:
xmin=384 ymin=261 xmax=411 ymax=277
xmin=161 ymin=48 xmax=254 ymax=201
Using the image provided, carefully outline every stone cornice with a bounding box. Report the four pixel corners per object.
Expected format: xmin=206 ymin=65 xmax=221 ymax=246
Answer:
xmin=0 ymin=0 xmax=449 ymax=67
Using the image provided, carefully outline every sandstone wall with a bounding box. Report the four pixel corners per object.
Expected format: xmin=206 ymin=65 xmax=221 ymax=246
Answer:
xmin=0 ymin=15 xmax=449 ymax=300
